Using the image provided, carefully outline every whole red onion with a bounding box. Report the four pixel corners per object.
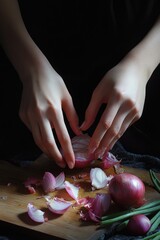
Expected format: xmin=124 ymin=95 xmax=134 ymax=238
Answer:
xmin=108 ymin=173 xmax=145 ymax=209
xmin=127 ymin=214 xmax=151 ymax=235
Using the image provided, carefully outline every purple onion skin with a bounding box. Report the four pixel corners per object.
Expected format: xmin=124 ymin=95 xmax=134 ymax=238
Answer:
xmin=109 ymin=173 xmax=145 ymax=209
xmin=127 ymin=214 xmax=151 ymax=236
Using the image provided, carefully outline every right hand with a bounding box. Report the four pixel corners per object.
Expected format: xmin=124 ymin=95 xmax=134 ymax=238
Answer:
xmin=19 ymin=59 xmax=81 ymax=169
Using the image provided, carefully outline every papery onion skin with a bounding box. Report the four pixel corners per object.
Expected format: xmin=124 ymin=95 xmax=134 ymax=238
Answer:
xmin=91 ymin=193 xmax=111 ymax=218
xmin=79 ymin=193 xmax=111 ymax=222
xmin=101 ymin=152 xmax=120 ymax=169
xmin=108 ymin=173 xmax=145 ymax=209
xmin=127 ymin=214 xmax=151 ymax=236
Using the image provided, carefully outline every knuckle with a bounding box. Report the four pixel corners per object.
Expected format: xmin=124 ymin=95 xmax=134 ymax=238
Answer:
xmin=117 ymin=130 xmax=123 ymax=139
xmin=113 ymin=88 xmax=124 ymax=101
xmin=110 ymin=127 xmax=119 ymax=138
xmin=131 ymin=106 xmax=141 ymax=120
xmin=47 ymin=102 xmax=60 ymax=115
xmin=61 ymin=135 xmax=70 ymax=146
xmin=91 ymin=140 xmax=100 ymax=148
xmin=102 ymin=119 xmax=111 ymax=130
xmin=126 ymin=98 xmax=137 ymax=109
xmin=43 ymin=137 xmax=54 ymax=148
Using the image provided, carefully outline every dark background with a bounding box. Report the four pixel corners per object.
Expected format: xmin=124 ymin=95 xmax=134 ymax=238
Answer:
xmin=0 ymin=0 xmax=160 ymax=159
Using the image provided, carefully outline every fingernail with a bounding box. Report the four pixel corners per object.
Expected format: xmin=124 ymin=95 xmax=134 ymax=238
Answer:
xmin=95 ymin=147 xmax=106 ymax=159
xmin=69 ymin=162 xmax=74 ymax=169
xmin=80 ymin=121 xmax=86 ymax=130
xmin=77 ymin=128 xmax=83 ymax=135
xmin=88 ymin=146 xmax=97 ymax=155
xmin=58 ymin=162 xmax=66 ymax=168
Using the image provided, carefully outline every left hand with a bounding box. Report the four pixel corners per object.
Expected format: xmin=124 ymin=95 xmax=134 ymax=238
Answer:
xmin=80 ymin=56 xmax=149 ymax=158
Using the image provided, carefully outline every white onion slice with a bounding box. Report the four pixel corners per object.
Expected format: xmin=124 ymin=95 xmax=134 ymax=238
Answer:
xmin=90 ymin=168 xmax=108 ymax=189
xmin=27 ymin=203 xmax=47 ymax=223
xmin=47 ymin=197 xmax=72 ymax=214
xmin=64 ymin=181 xmax=79 ymax=200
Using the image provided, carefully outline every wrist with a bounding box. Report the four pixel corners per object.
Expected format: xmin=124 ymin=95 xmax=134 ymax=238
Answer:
xmin=127 ymin=17 xmax=160 ymax=77
xmin=2 ymin=31 xmax=49 ymax=83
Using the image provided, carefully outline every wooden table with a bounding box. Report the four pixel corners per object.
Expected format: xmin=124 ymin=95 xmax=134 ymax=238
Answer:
xmin=0 ymin=155 xmax=159 ymax=240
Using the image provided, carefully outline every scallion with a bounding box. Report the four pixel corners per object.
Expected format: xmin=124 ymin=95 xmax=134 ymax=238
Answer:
xmin=141 ymin=231 xmax=160 ymax=240
xmin=101 ymin=200 xmax=160 ymax=226
xmin=149 ymin=169 xmax=160 ymax=193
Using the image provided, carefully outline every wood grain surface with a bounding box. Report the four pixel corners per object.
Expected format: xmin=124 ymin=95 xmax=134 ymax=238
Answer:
xmin=0 ymin=155 xmax=159 ymax=240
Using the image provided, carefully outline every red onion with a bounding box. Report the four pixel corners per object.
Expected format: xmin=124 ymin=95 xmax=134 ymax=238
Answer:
xmin=80 ymin=193 xmax=111 ymax=222
xmin=91 ymin=193 xmax=111 ymax=218
xmin=127 ymin=214 xmax=151 ymax=235
xmin=72 ymin=134 xmax=95 ymax=168
xmin=108 ymin=173 xmax=145 ymax=209
xmin=62 ymin=134 xmax=119 ymax=169
xmin=101 ymin=152 xmax=121 ymax=169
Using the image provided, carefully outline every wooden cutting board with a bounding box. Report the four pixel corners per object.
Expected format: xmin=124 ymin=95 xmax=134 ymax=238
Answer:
xmin=0 ymin=154 xmax=159 ymax=240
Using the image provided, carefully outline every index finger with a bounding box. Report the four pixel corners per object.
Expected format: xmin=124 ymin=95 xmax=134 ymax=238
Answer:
xmin=34 ymin=119 xmax=66 ymax=168
xmin=89 ymin=94 xmax=122 ymax=153
xmin=50 ymin=108 xmax=75 ymax=169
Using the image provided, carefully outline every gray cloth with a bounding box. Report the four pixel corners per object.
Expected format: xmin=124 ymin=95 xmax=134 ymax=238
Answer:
xmin=112 ymin=141 xmax=160 ymax=171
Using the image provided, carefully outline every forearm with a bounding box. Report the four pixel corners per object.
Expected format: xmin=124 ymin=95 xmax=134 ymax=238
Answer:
xmin=0 ymin=0 xmax=46 ymax=81
xmin=124 ymin=16 xmax=160 ymax=80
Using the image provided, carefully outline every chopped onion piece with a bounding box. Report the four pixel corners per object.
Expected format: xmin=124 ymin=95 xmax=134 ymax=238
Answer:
xmin=64 ymin=181 xmax=79 ymax=200
xmin=55 ymin=172 xmax=65 ymax=189
xmin=76 ymin=197 xmax=94 ymax=208
xmin=88 ymin=210 xmax=100 ymax=222
xmin=90 ymin=168 xmax=109 ymax=189
xmin=101 ymin=152 xmax=121 ymax=169
xmin=80 ymin=193 xmax=111 ymax=222
xmin=47 ymin=197 xmax=72 ymax=214
xmin=42 ymin=172 xmax=56 ymax=193
xmin=24 ymin=176 xmax=41 ymax=194
xmin=26 ymin=186 xmax=36 ymax=194
xmin=91 ymin=193 xmax=111 ymax=217
xmin=27 ymin=203 xmax=47 ymax=223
